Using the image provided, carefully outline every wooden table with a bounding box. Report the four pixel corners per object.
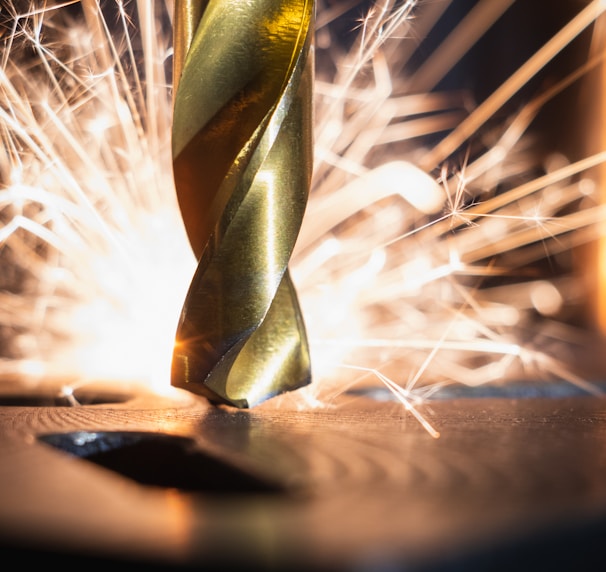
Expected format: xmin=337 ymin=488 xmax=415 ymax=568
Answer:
xmin=0 ymin=376 xmax=605 ymax=570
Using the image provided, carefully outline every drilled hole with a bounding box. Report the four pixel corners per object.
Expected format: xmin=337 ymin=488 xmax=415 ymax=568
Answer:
xmin=39 ymin=431 xmax=282 ymax=494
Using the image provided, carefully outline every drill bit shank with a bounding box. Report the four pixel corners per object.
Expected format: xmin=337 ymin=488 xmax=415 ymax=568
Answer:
xmin=171 ymin=0 xmax=314 ymax=407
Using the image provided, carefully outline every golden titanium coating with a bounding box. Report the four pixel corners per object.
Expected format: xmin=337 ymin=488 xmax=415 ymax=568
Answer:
xmin=170 ymin=0 xmax=313 ymax=407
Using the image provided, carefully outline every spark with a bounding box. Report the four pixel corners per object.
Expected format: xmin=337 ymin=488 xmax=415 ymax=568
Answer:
xmin=1 ymin=0 xmax=606 ymax=436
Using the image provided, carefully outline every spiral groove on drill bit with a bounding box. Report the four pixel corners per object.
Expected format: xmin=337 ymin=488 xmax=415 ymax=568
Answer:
xmin=170 ymin=0 xmax=313 ymax=407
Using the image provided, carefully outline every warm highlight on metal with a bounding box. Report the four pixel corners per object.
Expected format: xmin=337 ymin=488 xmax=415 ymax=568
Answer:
xmin=170 ymin=0 xmax=313 ymax=407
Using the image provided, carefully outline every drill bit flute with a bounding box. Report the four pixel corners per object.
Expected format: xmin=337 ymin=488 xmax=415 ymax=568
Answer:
xmin=170 ymin=0 xmax=314 ymax=407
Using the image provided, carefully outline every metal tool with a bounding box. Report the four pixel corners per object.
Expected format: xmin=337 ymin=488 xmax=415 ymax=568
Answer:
xmin=170 ymin=0 xmax=314 ymax=407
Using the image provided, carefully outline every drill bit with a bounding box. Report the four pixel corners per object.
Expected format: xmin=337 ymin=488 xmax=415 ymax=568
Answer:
xmin=170 ymin=0 xmax=314 ymax=408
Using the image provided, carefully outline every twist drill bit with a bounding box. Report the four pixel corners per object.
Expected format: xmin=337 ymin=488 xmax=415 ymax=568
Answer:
xmin=170 ymin=0 xmax=313 ymax=407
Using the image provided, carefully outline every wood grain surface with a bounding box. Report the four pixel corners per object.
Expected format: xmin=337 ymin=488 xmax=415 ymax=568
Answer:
xmin=0 ymin=376 xmax=605 ymax=570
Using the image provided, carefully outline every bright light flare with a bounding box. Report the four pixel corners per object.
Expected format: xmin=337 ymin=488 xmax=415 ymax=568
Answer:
xmin=0 ymin=0 xmax=196 ymax=393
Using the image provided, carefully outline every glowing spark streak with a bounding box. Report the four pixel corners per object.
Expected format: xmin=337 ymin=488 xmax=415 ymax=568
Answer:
xmin=314 ymin=338 xmax=521 ymax=356
xmin=469 ymin=151 xmax=606 ymax=216
xmin=356 ymin=0 xmax=417 ymax=66
xmin=119 ymin=3 xmax=149 ymax=133
xmin=463 ymin=205 xmax=606 ymax=264
xmin=314 ymin=0 xmax=418 ymax=173
xmin=416 ymin=149 xmax=606 ymax=249
xmin=295 ymin=161 xmax=442 ymax=253
xmin=403 ymin=325 xmax=459 ymax=393
xmin=375 ymin=110 xmax=465 ymax=145
xmin=338 ymin=364 xmax=440 ymax=438
xmin=81 ymin=1 xmax=148 ymax=146
xmin=376 ymin=212 xmax=454 ymax=253
xmin=537 ymin=354 xmax=605 ymax=397
xmin=0 ymin=215 xmax=67 ymax=253
xmin=0 ymin=104 xmax=130 ymax=261
xmin=316 ymin=0 xmax=360 ymax=29
xmin=410 ymin=0 xmax=515 ymax=92
xmin=421 ymin=0 xmax=606 ymax=170
xmin=387 ymin=0 xmax=451 ymax=70
xmin=0 ymin=1 xmax=82 ymax=68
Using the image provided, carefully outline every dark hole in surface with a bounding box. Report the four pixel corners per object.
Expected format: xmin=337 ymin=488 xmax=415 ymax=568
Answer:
xmin=0 ymin=390 xmax=131 ymax=407
xmin=39 ymin=431 xmax=283 ymax=494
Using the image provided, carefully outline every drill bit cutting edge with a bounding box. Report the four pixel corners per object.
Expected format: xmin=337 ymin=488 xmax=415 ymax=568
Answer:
xmin=170 ymin=0 xmax=314 ymax=407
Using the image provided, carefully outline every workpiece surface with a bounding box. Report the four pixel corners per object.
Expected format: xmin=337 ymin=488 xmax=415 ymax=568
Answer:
xmin=0 ymin=378 xmax=605 ymax=570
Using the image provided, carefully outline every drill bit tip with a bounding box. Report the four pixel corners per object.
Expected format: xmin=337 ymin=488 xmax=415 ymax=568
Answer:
xmin=170 ymin=0 xmax=314 ymax=408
